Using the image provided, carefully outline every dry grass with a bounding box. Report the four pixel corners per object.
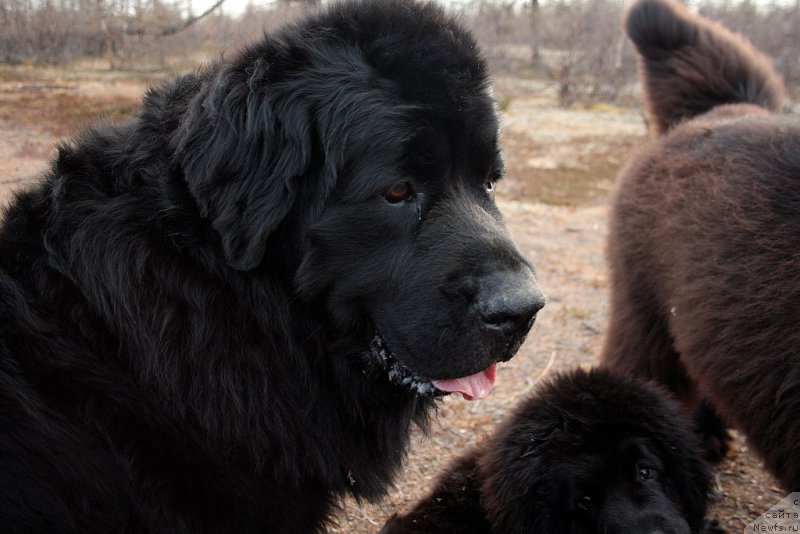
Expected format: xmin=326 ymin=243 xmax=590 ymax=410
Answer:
xmin=500 ymin=133 xmax=639 ymax=206
xmin=0 ymin=63 xmax=158 ymax=139
xmin=495 ymin=76 xmax=646 ymax=207
xmin=0 ymin=91 xmax=140 ymax=138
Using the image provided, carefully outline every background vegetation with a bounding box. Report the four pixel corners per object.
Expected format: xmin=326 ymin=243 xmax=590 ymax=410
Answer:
xmin=2 ymin=0 xmax=799 ymax=103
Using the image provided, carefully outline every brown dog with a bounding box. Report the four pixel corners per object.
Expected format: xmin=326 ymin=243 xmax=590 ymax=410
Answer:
xmin=602 ymin=0 xmax=799 ymax=491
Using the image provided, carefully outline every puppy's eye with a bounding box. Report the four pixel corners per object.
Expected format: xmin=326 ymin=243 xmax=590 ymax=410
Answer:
xmin=485 ymin=181 xmax=495 ymax=194
xmin=577 ymin=495 xmax=592 ymax=511
xmin=384 ymin=181 xmax=414 ymax=204
xmin=638 ymin=465 xmax=656 ymax=481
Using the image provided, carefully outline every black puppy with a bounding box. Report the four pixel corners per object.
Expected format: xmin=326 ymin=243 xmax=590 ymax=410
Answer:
xmin=382 ymin=369 xmax=710 ymax=533
xmin=0 ymin=1 xmax=544 ymax=531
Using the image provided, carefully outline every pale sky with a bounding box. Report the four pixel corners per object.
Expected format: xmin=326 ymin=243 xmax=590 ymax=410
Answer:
xmin=193 ymin=0 xmax=464 ymax=18
xmin=192 ymin=0 xmax=794 ymax=20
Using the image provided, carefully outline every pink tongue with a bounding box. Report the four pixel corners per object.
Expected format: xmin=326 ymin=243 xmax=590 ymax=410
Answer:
xmin=431 ymin=364 xmax=497 ymax=401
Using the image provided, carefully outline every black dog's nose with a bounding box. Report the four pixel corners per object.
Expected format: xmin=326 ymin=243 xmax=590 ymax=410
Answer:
xmin=476 ymin=267 xmax=545 ymax=336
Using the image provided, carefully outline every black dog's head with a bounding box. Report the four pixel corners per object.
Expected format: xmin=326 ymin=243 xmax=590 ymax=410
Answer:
xmin=172 ymin=0 xmax=544 ymax=399
xmin=480 ymin=369 xmax=709 ymax=533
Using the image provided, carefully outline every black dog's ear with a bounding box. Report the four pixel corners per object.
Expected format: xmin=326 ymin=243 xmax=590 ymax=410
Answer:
xmin=174 ymin=58 xmax=312 ymax=271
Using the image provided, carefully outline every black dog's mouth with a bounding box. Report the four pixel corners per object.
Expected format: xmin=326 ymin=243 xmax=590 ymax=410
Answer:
xmin=365 ymin=333 xmax=443 ymax=398
xmin=364 ymin=332 xmax=498 ymax=400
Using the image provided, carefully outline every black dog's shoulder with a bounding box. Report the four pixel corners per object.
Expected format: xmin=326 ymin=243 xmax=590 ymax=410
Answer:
xmin=0 ymin=361 xmax=132 ymax=532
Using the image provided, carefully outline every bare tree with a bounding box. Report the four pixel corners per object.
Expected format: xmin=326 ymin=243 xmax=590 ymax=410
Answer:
xmin=0 ymin=0 xmax=796 ymax=101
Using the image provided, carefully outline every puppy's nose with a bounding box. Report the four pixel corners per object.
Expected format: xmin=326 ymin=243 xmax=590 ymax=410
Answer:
xmin=476 ymin=267 xmax=545 ymax=336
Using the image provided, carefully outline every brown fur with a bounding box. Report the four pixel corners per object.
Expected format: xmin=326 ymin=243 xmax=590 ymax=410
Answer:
xmin=602 ymin=0 xmax=800 ymax=490
xmin=625 ymin=0 xmax=785 ymax=135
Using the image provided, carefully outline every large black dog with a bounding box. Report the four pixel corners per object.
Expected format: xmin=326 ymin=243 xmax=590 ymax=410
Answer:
xmin=602 ymin=0 xmax=800 ymax=490
xmin=381 ymin=369 xmax=710 ymax=533
xmin=0 ymin=1 xmax=544 ymax=531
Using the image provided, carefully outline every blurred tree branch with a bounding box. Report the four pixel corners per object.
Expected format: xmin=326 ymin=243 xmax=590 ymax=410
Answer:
xmin=156 ymin=0 xmax=225 ymax=37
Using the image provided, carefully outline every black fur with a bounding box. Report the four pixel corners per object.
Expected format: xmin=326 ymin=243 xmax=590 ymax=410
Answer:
xmin=0 ymin=1 xmax=544 ymax=531
xmin=382 ymin=369 xmax=710 ymax=534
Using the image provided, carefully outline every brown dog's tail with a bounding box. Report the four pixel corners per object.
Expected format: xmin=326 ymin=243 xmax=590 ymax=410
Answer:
xmin=625 ymin=0 xmax=786 ymax=135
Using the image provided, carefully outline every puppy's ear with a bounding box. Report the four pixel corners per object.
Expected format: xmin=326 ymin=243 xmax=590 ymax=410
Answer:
xmin=174 ymin=58 xmax=312 ymax=271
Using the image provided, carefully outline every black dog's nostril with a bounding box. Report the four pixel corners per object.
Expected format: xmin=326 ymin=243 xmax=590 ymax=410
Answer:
xmin=477 ymin=268 xmax=545 ymax=336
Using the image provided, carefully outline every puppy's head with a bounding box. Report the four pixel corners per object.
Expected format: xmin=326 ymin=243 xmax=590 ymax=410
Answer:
xmin=479 ymin=369 xmax=709 ymax=533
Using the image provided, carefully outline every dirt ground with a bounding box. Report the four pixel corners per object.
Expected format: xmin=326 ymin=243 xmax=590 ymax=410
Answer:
xmin=0 ymin=65 xmax=787 ymax=533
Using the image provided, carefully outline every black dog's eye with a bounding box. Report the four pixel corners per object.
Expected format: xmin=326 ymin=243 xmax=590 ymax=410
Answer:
xmin=577 ymin=495 xmax=593 ymax=511
xmin=485 ymin=181 xmax=495 ymax=195
xmin=384 ymin=181 xmax=414 ymax=204
xmin=638 ymin=465 xmax=656 ymax=481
